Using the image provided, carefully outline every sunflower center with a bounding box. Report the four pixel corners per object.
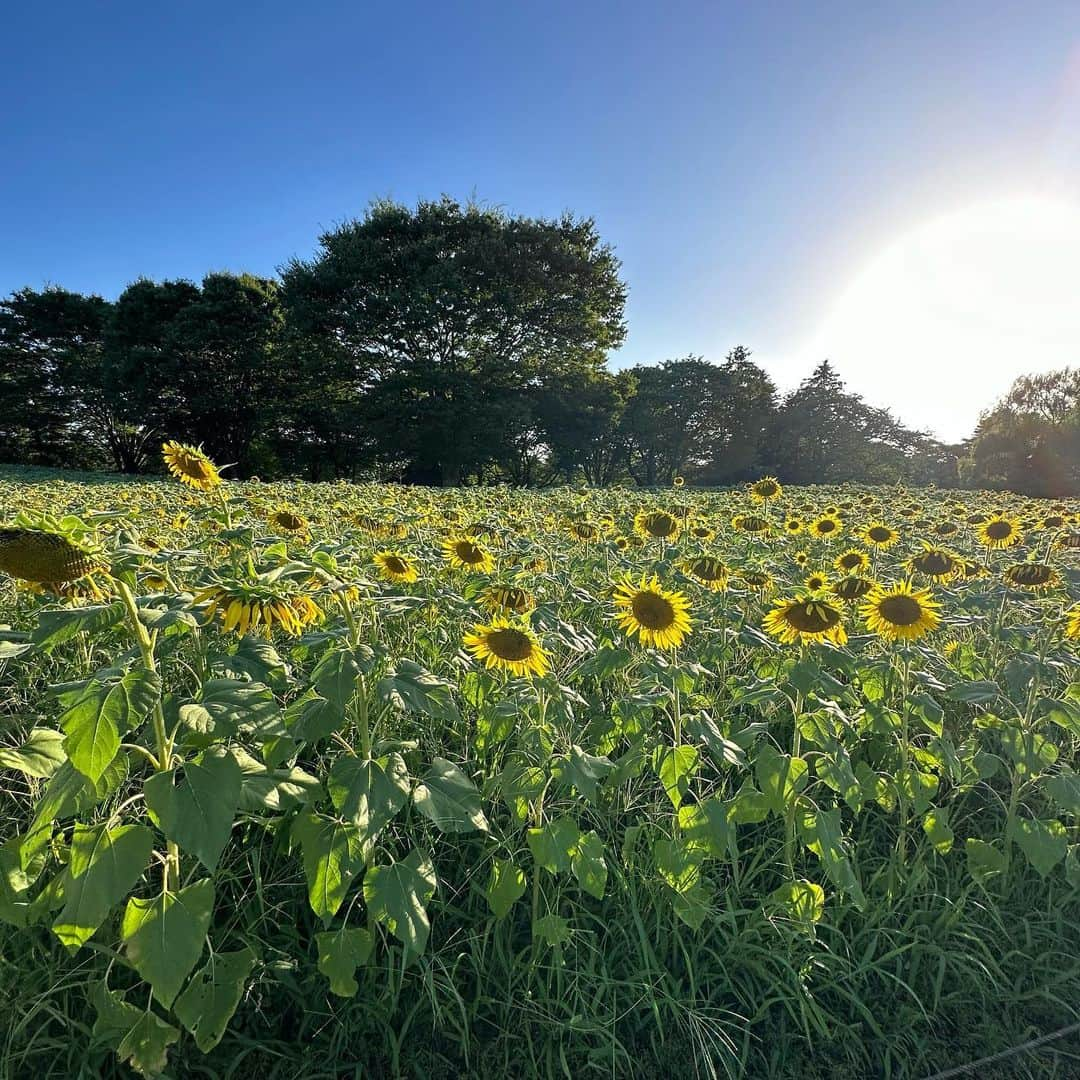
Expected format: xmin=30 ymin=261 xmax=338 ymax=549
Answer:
xmin=914 ymin=552 xmax=954 ymax=575
xmin=486 ymin=628 xmax=536 ymax=662
xmin=643 ymin=514 xmax=678 ymax=538
xmin=784 ymin=602 xmax=841 ymax=633
xmin=867 ymin=527 xmax=891 ymax=542
xmin=689 ymin=559 xmax=725 ymax=582
xmin=631 ymin=591 xmax=676 ymax=630
xmin=877 ymin=595 xmax=923 ymax=626
xmin=984 ymin=521 xmax=1013 ymax=540
xmin=384 ymin=556 xmax=408 ymax=574
xmin=816 ymin=520 xmax=837 ymax=534
xmin=456 ymin=542 xmax=485 ymax=564
xmin=838 ymin=554 xmax=862 ymax=570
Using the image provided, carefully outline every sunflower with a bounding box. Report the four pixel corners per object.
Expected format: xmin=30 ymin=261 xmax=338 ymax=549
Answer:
xmin=808 ymin=514 xmax=843 ymax=541
xmin=860 ymin=580 xmax=940 ymax=642
xmin=0 ymin=528 xmax=102 ymax=584
xmin=193 ymin=583 xmax=323 ymax=637
xmin=373 ymin=551 xmax=419 ymax=584
xmin=831 ymin=574 xmax=876 ymax=602
xmin=793 ymin=550 xmax=810 ymax=567
xmin=21 ymin=572 xmax=110 ymax=604
xmin=738 ymin=568 xmax=774 ymax=592
xmin=932 ymin=520 xmax=959 ymax=538
xmin=783 ymin=517 xmax=804 ymax=535
xmin=681 ymin=555 xmax=729 ymax=592
xmin=763 ymin=595 xmax=847 ymax=646
xmin=634 ymin=510 xmax=681 ymax=541
xmin=613 ymin=575 xmax=693 ymax=649
xmin=673 ymin=475 xmax=686 ymax=488
xmin=749 ymin=476 xmax=783 ymax=502
xmin=481 ymin=585 xmax=536 ymax=616
xmin=441 ymin=536 xmax=495 ymax=573
xmin=860 ymin=522 xmax=899 ymax=550
xmin=269 ymin=509 xmax=309 ymax=534
xmin=463 ymin=618 xmax=548 ymax=678
xmin=906 ymin=544 xmax=962 ymax=583
xmin=833 ymin=548 xmax=870 ymax=575
xmin=1002 ymin=562 xmax=1059 ymax=591
xmin=162 ymin=441 xmax=222 ymax=492
xmin=568 ymin=520 xmax=602 ymax=542
xmin=1055 ymin=531 xmax=1080 ymax=551
xmin=688 ymin=523 xmax=715 ymax=541
xmin=731 ymin=513 xmax=770 ymax=535
xmin=803 ymin=570 xmax=830 ymax=592
xmin=1065 ymin=604 xmax=1080 ymax=640
xmin=976 ymin=514 xmax=1023 ymax=550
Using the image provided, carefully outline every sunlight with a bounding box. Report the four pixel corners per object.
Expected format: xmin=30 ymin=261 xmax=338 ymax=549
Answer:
xmin=806 ymin=196 xmax=1080 ymax=441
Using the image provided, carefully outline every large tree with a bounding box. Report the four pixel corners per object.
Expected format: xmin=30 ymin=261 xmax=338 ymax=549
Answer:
xmin=280 ymin=197 xmax=627 ymax=485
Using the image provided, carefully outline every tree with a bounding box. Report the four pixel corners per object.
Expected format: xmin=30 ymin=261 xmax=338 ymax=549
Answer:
xmin=280 ymin=197 xmax=627 ymax=485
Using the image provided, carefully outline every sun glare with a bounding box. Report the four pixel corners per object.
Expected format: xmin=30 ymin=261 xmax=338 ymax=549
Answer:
xmin=805 ymin=196 xmax=1080 ymax=441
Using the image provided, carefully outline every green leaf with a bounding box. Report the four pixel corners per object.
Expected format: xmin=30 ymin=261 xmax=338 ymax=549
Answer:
xmin=897 ymin=766 xmax=938 ymax=815
xmin=922 ymin=807 xmax=954 ymax=855
xmin=234 ymin=749 xmax=321 ymax=812
xmin=500 ymin=760 xmax=546 ymax=825
xmin=32 ymin=602 xmax=125 ymax=651
xmin=797 ymin=806 xmax=865 ymax=909
xmin=328 ymin=752 xmax=409 ymax=843
xmin=678 ymin=798 xmax=735 ymax=858
xmin=815 ymin=745 xmax=863 ymax=812
xmin=965 ymin=838 xmax=1006 ymax=885
xmin=729 ymin=780 xmax=772 ymax=824
xmin=770 ymin=879 xmax=825 ymax=924
xmin=121 ymin=879 xmax=214 ymax=1008
xmin=1011 ymin=818 xmax=1068 ymax=878
xmin=652 ymin=744 xmax=699 ymax=809
xmin=946 ymin=680 xmax=1001 ymax=704
xmin=173 ymin=947 xmax=256 ymax=1052
xmin=1043 ymin=771 xmax=1080 ymax=815
xmin=653 ymin=835 xmax=704 ymax=894
xmin=570 ymin=830 xmax=608 ymax=899
xmin=755 ymin=746 xmax=808 ymax=815
xmin=999 ymin=725 xmax=1058 ymax=780
xmin=527 ymin=817 xmax=581 ymax=875
xmin=532 ymin=913 xmax=571 ymax=946
xmin=413 ymin=757 xmax=488 ymax=833
xmin=92 ymin=984 xmax=179 ymax=1078
xmin=310 ymin=646 xmax=360 ymax=709
xmin=377 ymin=660 xmax=460 ymax=726
xmin=291 ymin=812 xmax=364 ymax=922
xmin=484 ymin=857 xmax=527 ymax=918
xmin=0 ymin=727 xmax=67 ymax=778
xmin=187 ymin=679 xmax=281 ymax=744
xmin=59 ymin=684 xmax=120 ymax=784
xmin=315 ymin=927 xmax=373 ymax=997
xmin=53 ymin=823 xmax=153 ymax=949
xmin=363 ymin=849 xmax=437 ymax=956
xmin=557 ymin=744 xmax=614 ymax=803
xmin=144 ymin=748 xmax=242 ymax=872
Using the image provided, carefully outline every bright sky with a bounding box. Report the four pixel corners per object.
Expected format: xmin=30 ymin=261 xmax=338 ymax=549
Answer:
xmin=3 ymin=1 xmax=1080 ymax=443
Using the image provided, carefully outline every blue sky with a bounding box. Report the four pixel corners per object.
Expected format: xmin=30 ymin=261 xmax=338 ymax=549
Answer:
xmin=4 ymin=1 xmax=1080 ymax=438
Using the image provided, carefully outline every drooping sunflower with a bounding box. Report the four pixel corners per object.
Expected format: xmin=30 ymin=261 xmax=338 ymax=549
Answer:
xmin=860 ymin=580 xmax=941 ymax=642
xmin=441 ymin=536 xmax=495 ymax=573
xmin=162 ymin=441 xmax=222 ymax=492
xmin=763 ymin=594 xmax=847 ymax=646
xmin=932 ymin=520 xmax=959 ymax=538
xmin=1002 ymin=562 xmax=1059 ymax=591
xmin=373 ymin=551 xmax=419 ymax=584
xmin=0 ymin=527 xmax=102 ymax=584
xmin=808 ymin=514 xmax=843 ymax=541
xmin=731 ymin=513 xmax=770 ymax=535
xmin=1056 ymin=531 xmax=1080 ymax=551
xmin=269 ymin=509 xmax=309 ymax=534
xmin=463 ymin=618 xmax=549 ymax=677
xmin=688 ymin=523 xmax=715 ymax=542
xmin=738 ymin=568 xmax=775 ymax=593
xmin=568 ymin=520 xmax=602 ymax=542
xmin=634 ymin=510 xmax=682 ymax=541
xmin=831 ymin=574 xmax=876 ymax=603
xmin=481 ymin=584 xmax=536 ymax=615
xmin=749 ymin=476 xmax=783 ymax=502
xmin=833 ymin=548 xmax=870 ymax=575
xmin=976 ymin=514 xmax=1023 ymax=550
xmin=681 ymin=555 xmax=729 ymax=592
xmin=1065 ymin=604 xmax=1080 ymax=640
xmin=193 ymin=583 xmax=323 ymax=637
xmin=612 ymin=574 xmax=693 ymax=649
xmin=906 ymin=544 xmax=962 ymax=583
xmin=860 ymin=521 xmax=899 ymax=550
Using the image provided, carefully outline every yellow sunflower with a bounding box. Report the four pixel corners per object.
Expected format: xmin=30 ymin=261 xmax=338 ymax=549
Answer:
xmin=831 ymin=574 xmax=876 ymax=603
xmin=731 ymin=513 xmax=770 ymax=535
xmin=833 ymin=548 xmax=870 ymax=575
xmin=441 ymin=536 xmax=495 ymax=573
xmin=463 ymin=618 xmax=548 ymax=677
xmin=803 ymin=570 xmax=830 ymax=592
xmin=568 ymin=520 xmax=602 ymax=542
xmin=906 ymin=544 xmax=962 ymax=583
xmin=673 ymin=475 xmax=686 ymax=488
xmin=783 ymin=517 xmax=804 ymax=535
xmin=269 ymin=509 xmax=309 ymax=534
xmin=681 ymin=555 xmax=729 ymax=592
xmin=738 ymin=568 xmax=775 ymax=593
xmin=976 ymin=514 xmax=1023 ymax=550
xmin=612 ymin=574 xmax=693 ymax=649
xmin=193 ymin=584 xmax=322 ymax=637
xmin=749 ymin=476 xmax=783 ymax=502
xmin=860 ymin=580 xmax=940 ymax=642
xmin=1064 ymin=604 xmax=1080 ymax=640
xmin=808 ymin=514 xmax=843 ymax=541
xmin=860 ymin=521 xmax=899 ymax=550
xmin=688 ymin=523 xmax=715 ymax=542
xmin=162 ymin=440 xmax=222 ymax=492
xmin=480 ymin=585 xmax=536 ymax=615
xmin=634 ymin=510 xmax=682 ymax=541
xmin=1002 ymin=562 xmax=1059 ymax=591
xmin=373 ymin=551 xmax=419 ymax=584
xmin=763 ymin=595 xmax=847 ymax=646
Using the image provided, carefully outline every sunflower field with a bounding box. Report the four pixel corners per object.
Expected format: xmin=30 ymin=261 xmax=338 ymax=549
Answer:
xmin=1 ymin=453 xmax=1079 ymax=1079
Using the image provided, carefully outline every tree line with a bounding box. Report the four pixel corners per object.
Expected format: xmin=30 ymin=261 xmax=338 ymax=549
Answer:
xmin=2 ymin=197 xmax=1077 ymax=494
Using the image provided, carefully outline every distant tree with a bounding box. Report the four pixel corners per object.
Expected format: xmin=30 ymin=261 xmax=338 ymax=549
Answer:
xmin=280 ymin=197 xmax=627 ymax=486
xmin=964 ymin=368 xmax=1079 ymax=496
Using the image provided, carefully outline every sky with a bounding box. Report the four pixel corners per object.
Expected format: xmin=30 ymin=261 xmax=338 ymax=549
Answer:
xmin=3 ymin=0 xmax=1080 ymax=442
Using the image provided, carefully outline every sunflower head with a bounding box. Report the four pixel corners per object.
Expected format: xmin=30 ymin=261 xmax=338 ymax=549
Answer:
xmin=763 ymin=595 xmax=847 ymax=646
xmin=1065 ymin=604 xmax=1080 ymax=641
xmin=861 ymin=521 xmax=899 ymax=549
xmin=1002 ymin=562 xmax=1059 ymax=591
xmin=738 ymin=568 xmax=775 ymax=592
xmin=673 ymin=475 xmax=686 ymax=488
xmin=732 ymin=513 xmax=770 ymax=535
xmin=834 ymin=548 xmax=870 ymax=575
xmin=373 ymin=550 xmax=419 ymax=584
xmin=977 ymin=514 xmax=1023 ymax=550
xmin=162 ymin=441 xmax=222 ymax=492
xmin=749 ymin=476 xmax=783 ymax=502
xmin=193 ymin=578 xmax=323 ymax=637
xmin=612 ymin=574 xmax=693 ymax=649
xmin=689 ymin=523 xmax=715 ymax=541
xmin=269 ymin=509 xmax=309 ymax=534
xmin=634 ymin=510 xmax=681 ymax=541
xmin=803 ymin=570 xmax=830 ymax=592
xmin=831 ymin=574 xmax=876 ymax=603
xmin=784 ymin=517 xmax=804 ymax=535
xmin=568 ymin=520 xmax=602 ymax=542
xmin=809 ymin=514 xmax=843 ymax=541
xmin=681 ymin=555 xmax=729 ymax=592
xmin=0 ymin=527 xmax=103 ymax=585
xmin=906 ymin=544 xmax=962 ymax=582
xmin=463 ymin=618 xmax=548 ymax=678
xmin=442 ymin=536 xmax=495 ymax=573
xmin=481 ymin=584 xmax=536 ymax=615
xmin=860 ymin=580 xmax=941 ymax=642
